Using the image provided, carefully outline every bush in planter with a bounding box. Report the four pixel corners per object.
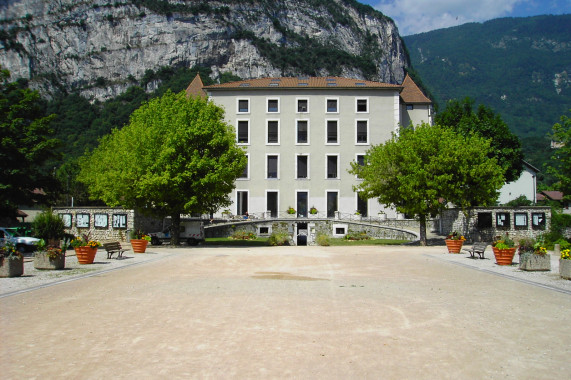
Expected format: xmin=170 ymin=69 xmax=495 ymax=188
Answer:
xmin=518 ymin=237 xmax=550 ymax=271
xmin=32 ymin=210 xmax=65 ymax=247
xmin=0 ymin=243 xmax=24 ymax=277
xmin=561 ymin=249 xmax=571 ymax=280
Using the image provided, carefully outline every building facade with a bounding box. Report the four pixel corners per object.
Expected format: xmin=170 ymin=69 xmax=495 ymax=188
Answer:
xmin=189 ymin=75 xmax=432 ymax=219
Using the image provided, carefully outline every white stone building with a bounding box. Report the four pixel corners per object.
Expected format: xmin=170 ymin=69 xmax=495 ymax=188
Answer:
xmin=187 ymin=74 xmax=432 ymax=218
xmin=497 ymin=161 xmax=539 ymax=205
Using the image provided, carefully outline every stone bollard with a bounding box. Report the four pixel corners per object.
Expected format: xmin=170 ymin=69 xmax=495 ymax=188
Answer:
xmin=554 ymin=243 xmax=560 ymax=256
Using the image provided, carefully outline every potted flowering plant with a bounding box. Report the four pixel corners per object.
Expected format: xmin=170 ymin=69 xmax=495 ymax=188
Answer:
xmin=286 ymin=207 xmax=296 ymax=216
xmin=70 ymin=233 xmax=101 ymax=264
xmin=130 ymin=229 xmax=151 ymax=253
xmin=518 ymin=237 xmax=550 ymax=271
xmin=560 ymin=249 xmax=571 ymax=280
xmin=492 ymin=234 xmax=516 ymax=265
xmin=34 ymin=239 xmax=66 ymax=270
xmin=445 ymin=231 xmax=466 ymax=253
xmin=309 ymin=207 xmax=318 ymax=215
xmin=0 ymin=243 xmax=24 ymax=277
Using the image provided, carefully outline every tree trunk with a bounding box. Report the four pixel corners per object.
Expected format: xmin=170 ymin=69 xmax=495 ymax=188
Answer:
xmin=419 ymin=214 xmax=427 ymax=246
xmin=171 ymin=213 xmax=181 ymax=246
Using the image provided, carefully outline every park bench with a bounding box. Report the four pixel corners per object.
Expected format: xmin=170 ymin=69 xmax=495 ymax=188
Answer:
xmin=103 ymin=241 xmax=128 ymax=259
xmin=462 ymin=242 xmax=488 ymax=259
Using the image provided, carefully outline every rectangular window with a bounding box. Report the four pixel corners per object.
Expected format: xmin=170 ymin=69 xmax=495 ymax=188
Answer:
xmin=356 ymin=120 xmax=368 ymax=144
xmin=496 ymin=212 xmax=510 ymax=229
xmin=297 ymin=99 xmax=308 ymax=113
xmin=267 ymin=155 xmax=278 ymax=179
xmin=477 ymin=212 xmax=493 ymax=228
xmin=297 ymin=191 xmax=308 ymax=218
xmin=297 ymin=120 xmax=309 ymax=144
xmin=239 ymin=154 xmax=249 ymax=179
xmin=237 ymin=120 xmax=249 ymax=144
xmin=327 ymin=192 xmax=338 ymax=218
xmin=356 ymin=98 xmax=368 ymax=113
xmin=267 ymin=120 xmax=279 ymax=144
xmin=514 ymin=213 xmax=528 ymax=229
xmin=326 ymin=98 xmax=338 ymax=113
xmin=237 ymin=191 xmax=248 ymax=216
xmin=297 ymin=155 xmax=308 ymax=179
xmin=267 ymin=98 xmax=279 ymax=113
xmin=327 ymin=120 xmax=338 ymax=144
xmin=327 ymin=155 xmax=338 ymax=179
xmin=238 ymin=99 xmax=249 ymax=113
xmin=267 ymin=191 xmax=278 ymax=218
xmin=406 ymin=104 xmax=414 ymax=110
xmin=356 ymin=154 xmax=365 ymax=166
xmin=532 ymin=213 xmax=546 ymax=230
xmin=357 ymin=193 xmax=368 ymax=217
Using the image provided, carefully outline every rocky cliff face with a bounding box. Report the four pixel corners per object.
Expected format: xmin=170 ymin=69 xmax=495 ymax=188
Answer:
xmin=0 ymin=0 xmax=409 ymax=100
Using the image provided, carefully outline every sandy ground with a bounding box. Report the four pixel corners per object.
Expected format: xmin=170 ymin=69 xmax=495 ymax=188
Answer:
xmin=1 ymin=245 xmax=570 ymax=379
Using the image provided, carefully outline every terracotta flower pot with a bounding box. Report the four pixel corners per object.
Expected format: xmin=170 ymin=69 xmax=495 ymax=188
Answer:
xmin=0 ymin=256 xmax=24 ymax=277
xmin=130 ymin=239 xmax=148 ymax=253
xmin=445 ymin=239 xmax=464 ymax=254
xmin=492 ymin=247 xmax=516 ymax=266
xmin=75 ymin=247 xmax=97 ymax=264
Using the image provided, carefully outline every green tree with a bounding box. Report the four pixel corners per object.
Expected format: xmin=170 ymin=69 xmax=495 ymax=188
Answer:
xmin=0 ymin=68 xmax=60 ymax=217
xmin=547 ymin=110 xmax=571 ymax=200
xmin=350 ymin=123 xmax=504 ymax=245
xmin=78 ymin=90 xmax=247 ymax=244
xmin=435 ymin=98 xmax=523 ymax=183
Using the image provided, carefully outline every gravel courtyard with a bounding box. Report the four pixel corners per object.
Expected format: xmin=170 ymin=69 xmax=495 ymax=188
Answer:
xmin=1 ymin=245 xmax=570 ymax=379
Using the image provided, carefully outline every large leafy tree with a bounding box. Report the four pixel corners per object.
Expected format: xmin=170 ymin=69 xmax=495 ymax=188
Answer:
xmin=78 ymin=90 xmax=247 ymax=244
xmin=0 ymin=68 xmax=60 ymax=217
xmin=547 ymin=110 xmax=571 ymax=200
xmin=350 ymin=123 xmax=504 ymax=245
xmin=435 ymin=97 xmax=523 ymax=182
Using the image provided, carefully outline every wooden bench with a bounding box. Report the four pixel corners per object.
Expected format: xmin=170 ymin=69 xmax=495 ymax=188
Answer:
xmin=103 ymin=241 xmax=128 ymax=259
xmin=462 ymin=242 xmax=488 ymax=259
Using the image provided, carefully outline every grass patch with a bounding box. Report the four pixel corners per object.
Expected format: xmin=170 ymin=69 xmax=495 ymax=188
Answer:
xmin=204 ymin=237 xmax=270 ymax=247
xmin=328 ymin=238 xmax=409 ymax=246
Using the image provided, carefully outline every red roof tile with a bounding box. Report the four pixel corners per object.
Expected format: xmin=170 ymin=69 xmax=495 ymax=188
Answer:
xmin=400 ymin=74 xmax=431 ymax=104
xmin=204 ymin=76 xmax=402 ymax=90
xmin=185 ymin=74 xmax=207 ymax=98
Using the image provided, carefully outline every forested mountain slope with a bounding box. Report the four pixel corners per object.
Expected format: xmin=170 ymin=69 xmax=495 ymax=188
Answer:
xmin=404 ymin=14 xmax=571 ymax=177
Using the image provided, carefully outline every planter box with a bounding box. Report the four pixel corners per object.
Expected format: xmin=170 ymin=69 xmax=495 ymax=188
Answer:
xmin=519 ymin=252 xmax=550 ymax=271
xmin=560 ymin=259 xmax=571 ymax=280
xmin=34 ymin=252 xmax=65 ymax=270
xmin=0 ymin=256 xmax=24 ymax=277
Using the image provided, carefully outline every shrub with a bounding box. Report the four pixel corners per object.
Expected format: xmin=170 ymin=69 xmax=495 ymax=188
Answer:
xmin=231 ymin=230 xmax=256 ymax=240
xmin=32 ymin=210 xmax=65 ymax=244
xmin=344 ymin=231 xmax=371 ymax=241
xmin=316 ymin=233 xmax=330 ymax=246
xmin=268 ymin=232 xmax=290 ymax=246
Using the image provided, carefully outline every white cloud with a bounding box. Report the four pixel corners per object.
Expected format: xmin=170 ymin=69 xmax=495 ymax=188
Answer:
xmin=374 ymin=0 xmax=528 ymax=35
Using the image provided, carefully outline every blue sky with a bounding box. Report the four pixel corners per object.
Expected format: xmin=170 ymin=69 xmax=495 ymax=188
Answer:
xmin=359 ymin=0 xmax=571 ymax=36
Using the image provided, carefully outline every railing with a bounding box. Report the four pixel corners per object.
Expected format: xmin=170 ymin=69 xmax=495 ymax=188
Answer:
xmin=210 ymin=211 xmax=402 ymax=225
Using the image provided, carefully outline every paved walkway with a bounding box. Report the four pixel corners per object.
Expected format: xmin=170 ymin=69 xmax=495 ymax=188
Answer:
xmin=1 ymin=245 xmax=570 ymax=379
